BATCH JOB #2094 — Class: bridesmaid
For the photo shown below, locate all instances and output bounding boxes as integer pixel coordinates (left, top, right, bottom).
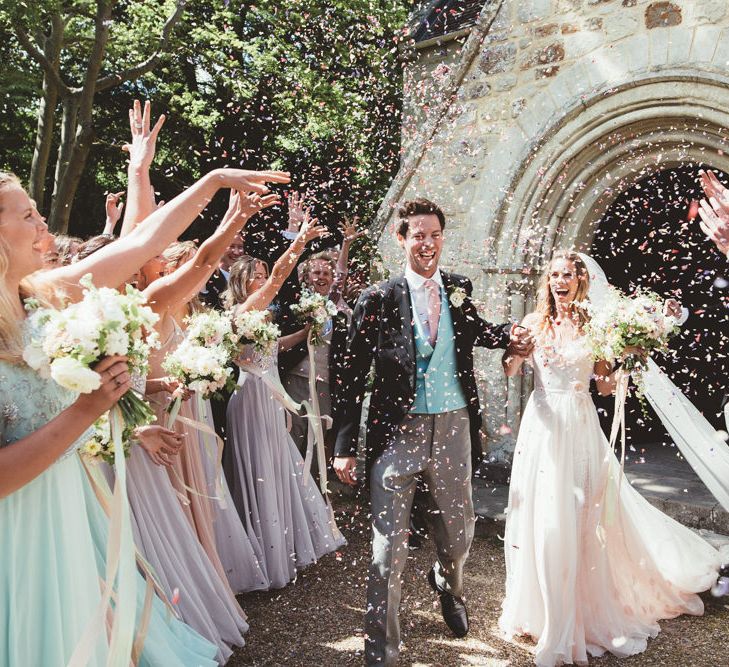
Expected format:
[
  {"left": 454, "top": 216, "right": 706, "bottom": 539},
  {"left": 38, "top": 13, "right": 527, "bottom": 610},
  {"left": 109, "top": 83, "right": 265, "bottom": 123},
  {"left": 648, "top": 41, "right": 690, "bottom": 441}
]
[
  {"left": 223, "top": 213, "right": 346, "bottom": 589},
  {"left": 95, "top": 193, "right": 273, "bottom": 660},
  {"left": 0, "top": 164, "right": 283, "bottom": 664},
  {"left": 160, "top": 238, "right": 269, "bottom": 593}
]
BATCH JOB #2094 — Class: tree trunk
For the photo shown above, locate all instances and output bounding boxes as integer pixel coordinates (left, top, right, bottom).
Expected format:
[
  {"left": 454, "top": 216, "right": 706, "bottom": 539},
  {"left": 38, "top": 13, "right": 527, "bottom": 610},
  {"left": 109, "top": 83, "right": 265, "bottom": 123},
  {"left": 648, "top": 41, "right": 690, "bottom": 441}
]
[
  {"left": 48, "top": 1, "right": 114, "bottom": 234},
  {"left": 48, "top": 97, "right": 78, "bottom": 233},
  {"left": 28, "top": 14, "right": 64, "bottom": 211}
]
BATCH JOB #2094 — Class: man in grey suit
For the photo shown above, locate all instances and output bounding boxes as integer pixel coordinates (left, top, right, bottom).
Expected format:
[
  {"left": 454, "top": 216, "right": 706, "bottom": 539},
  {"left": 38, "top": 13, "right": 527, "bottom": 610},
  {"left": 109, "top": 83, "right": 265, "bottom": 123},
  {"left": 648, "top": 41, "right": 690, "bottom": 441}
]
[{"left": 333, "top": 198, "right": 533, "bottom": 665}]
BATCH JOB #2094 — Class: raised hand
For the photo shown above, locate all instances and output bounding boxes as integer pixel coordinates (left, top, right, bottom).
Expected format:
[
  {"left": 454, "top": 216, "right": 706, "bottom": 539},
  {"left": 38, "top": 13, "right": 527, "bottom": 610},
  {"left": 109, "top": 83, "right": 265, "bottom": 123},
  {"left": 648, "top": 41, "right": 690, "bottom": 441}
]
[
  {"left": 220, "top": 191, "right": 280, "bottom": 233},
  {"left": 297, "top": 210, "right": 329, "bottom": 245},
  {"left": 134, "top": 424, "right": 183, "bottom": 467},
  {"left": 212, "top": 168, "right": 291, "bottom": 195},
  {"left": 699, "top": 170, "right": 729, "bottom": 212},
  {"left": 339, "top": 216, "right": 366, "bottom": 245},
  {"left": 104, "top": 191, "right": 125, "bottom": 234},
  {"left": 123, "top": 100, "right": 165, "bottom": 169},
  {"left": 287, "top": 191, "right": 308, "bottom": 233},
  {"left": 698, "top": 197, "right": 729, "bottom": 257}
]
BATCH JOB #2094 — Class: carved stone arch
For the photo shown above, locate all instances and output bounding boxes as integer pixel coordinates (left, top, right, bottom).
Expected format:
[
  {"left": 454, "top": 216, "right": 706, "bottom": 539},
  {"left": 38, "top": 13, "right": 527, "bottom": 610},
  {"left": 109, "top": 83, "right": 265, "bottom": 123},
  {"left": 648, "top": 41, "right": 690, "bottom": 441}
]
[{"left": 492, "top": 72, "right": 729, "bottom": 275}]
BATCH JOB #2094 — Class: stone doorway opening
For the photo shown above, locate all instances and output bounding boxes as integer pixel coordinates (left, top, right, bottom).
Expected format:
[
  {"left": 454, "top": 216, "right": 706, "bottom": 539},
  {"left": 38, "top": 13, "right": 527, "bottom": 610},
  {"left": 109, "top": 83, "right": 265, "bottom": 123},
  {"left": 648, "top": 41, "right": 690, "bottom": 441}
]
[{"left": 589, "top": 164, "right": 729, "bottom": 447}]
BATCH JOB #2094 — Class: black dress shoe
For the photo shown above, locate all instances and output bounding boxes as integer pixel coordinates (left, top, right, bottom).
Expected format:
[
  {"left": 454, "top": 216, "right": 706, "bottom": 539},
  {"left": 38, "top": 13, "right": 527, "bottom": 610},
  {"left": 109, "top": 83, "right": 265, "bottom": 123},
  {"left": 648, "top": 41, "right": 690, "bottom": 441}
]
[{"left": 428, "top": 567, "right": 469, "bottom": 638}]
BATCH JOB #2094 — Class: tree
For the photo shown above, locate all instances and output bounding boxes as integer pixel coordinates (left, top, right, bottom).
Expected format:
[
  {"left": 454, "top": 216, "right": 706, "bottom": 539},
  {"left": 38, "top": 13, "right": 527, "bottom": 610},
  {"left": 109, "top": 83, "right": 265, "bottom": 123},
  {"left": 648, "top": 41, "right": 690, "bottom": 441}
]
[
  {"left": 1, "top": 0, "right": 186, "bottom": 233},
  {"left": 1, "top": 0, "right": 413, "bottom": 238}
]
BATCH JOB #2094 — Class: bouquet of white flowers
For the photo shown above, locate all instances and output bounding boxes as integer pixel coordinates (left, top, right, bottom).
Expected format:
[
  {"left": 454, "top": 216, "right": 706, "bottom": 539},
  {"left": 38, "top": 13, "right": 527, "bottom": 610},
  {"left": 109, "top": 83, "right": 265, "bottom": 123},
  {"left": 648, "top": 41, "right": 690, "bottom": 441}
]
[
  {"left": 80, "top": 412, "right": 135, "bottom": 465},
  {"left": 290, "top": 289, "right": 337, "bottom": 345},
  {"left": 232, "top": 308, "right": 281, "bottom": 356},
  {"left": 163, "top": 338, "right": 234, "bottom": 401},
  {"left": 581, "top": 285, "right": 678, "bottom": 384},
  {"left": 185, "top": 309, "right": 238, "bottom": 355},
  {"left": 23, "top": 274, "right": 159, "bottom": 430}
]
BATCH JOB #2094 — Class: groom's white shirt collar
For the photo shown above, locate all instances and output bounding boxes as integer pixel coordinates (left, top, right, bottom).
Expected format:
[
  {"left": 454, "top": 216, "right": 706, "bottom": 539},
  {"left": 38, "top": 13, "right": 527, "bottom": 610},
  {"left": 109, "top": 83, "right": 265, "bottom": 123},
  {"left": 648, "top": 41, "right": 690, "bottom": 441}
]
[{"left": 404, "top": 266, "right": 443, "bottom": 291}]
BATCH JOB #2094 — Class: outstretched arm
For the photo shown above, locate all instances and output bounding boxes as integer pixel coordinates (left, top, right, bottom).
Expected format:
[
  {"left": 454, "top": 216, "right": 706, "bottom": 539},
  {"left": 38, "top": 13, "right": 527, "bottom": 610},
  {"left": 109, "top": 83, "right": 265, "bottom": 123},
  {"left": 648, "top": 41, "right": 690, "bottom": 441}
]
[
  {"left": 144, "top": 191, "right": 279, "bottom": 314},
  {"left": 330, "top": 217, "right": 365, "bottom": 304},
  {"left": 36, "top": 168, "right": 290, "bottom": 303},
  {"left": 240, "top": 212, "right": 328, "bottom": 313},
  {"left": 120, "top": 100, "right": 165, "bottom": 237}
]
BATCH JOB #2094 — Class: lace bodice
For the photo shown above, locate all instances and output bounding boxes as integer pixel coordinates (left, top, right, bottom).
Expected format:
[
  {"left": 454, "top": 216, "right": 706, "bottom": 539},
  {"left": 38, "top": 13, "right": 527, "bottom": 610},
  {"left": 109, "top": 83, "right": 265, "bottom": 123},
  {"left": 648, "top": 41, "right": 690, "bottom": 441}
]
[
  {"left": 0, "top": 359, "right": 91, "bottom": 459},
  {"left": 530, "top": 335, "right": 594, "bottom": 394},
  {"left": 235, "top": 342, "right": 279, "bottom": 377}
]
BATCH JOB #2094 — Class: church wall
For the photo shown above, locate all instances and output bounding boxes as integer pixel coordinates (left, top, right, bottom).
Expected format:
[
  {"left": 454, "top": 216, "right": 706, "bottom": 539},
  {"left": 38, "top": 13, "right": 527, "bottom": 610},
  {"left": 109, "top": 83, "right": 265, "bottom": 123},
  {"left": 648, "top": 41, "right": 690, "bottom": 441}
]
[{"left": 378, "top": 0, "right": 729, "bottom": 461}]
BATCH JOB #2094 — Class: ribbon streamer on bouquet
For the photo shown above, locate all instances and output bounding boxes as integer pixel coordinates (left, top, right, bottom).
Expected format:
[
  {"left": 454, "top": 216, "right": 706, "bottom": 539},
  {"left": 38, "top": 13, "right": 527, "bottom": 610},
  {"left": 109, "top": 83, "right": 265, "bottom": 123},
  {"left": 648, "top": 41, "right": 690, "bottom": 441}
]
[
  {"left": 238, "top": 346, "right": 340, "bottom": 537},
  {"left": 596, "top": 368, "right": 629, "bottom": 546},
  {"left": 300, "top": 332, "right": 341, "bottom": 539},
  {"left": 80, "top": 455, "right": 177, "bottom": 666},
  {"left": 160, "top": 395, "right": 226, "bottom": 507},
  {"left": 67, "top": 406, "right": 136, "bottom": 667}
]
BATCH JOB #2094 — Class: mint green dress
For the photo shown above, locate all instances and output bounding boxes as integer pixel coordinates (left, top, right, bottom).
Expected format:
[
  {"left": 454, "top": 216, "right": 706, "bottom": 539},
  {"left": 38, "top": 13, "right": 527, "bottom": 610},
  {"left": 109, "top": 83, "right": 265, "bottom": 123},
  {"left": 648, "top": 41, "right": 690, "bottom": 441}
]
[{"left": 0, "top": 358, "right": 219, "bottom": 666}]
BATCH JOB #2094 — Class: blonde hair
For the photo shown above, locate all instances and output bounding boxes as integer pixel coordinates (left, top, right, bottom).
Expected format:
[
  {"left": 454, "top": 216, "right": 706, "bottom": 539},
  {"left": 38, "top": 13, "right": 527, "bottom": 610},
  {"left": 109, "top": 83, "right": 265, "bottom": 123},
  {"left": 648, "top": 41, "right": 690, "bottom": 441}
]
[
  {"left": 222, "top": 256, "right": 264, "bottom": 308},
  {"left": 297, "top": 250, "right": 337, "bottom": 286},
  {"left": 0, "top": 173, "right": 47, "bottom": 362},
  {"left": 162, "top": 240, "right": 205, "bottom": 314},
  {"left": 534, "top": 250, "right": 590, "bottom": 334}
]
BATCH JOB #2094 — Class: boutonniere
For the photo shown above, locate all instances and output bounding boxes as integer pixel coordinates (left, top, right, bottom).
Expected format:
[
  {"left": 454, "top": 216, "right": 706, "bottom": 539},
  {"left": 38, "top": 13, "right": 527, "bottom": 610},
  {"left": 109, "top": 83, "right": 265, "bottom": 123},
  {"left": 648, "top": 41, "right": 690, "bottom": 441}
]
[{"left": 448, "top": 285, "right": 467, "bottom": 309}]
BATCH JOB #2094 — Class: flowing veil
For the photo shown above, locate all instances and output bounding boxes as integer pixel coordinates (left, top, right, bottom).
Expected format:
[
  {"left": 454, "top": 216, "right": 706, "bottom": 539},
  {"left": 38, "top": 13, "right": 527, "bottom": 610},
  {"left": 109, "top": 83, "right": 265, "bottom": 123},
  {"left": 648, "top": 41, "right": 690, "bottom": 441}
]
[{"left": 578, "top": 253, "right": 729, "bottom": 514}]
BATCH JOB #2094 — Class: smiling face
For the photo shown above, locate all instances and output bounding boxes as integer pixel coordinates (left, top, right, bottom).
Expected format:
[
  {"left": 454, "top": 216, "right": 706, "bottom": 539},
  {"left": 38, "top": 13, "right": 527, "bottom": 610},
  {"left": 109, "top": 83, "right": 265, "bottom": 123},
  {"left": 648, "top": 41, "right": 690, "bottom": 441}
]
[
  {"left": 306, "top": 258, "right": 334, "bottom": 296},
  {"left": 245, "top": 261, "right": 269, "bottom": 295},
  {"left": 0, "top": 184, "right": 48, "bottom": 281},
  {"left": 397, "top": 213, "right": 444, "bottom": 278},
  {"left": 548, "top": 257, "right": 581, "bottom": 306},
  {"left": 222, "top": 235, "right": 246, "bottom": 271}
]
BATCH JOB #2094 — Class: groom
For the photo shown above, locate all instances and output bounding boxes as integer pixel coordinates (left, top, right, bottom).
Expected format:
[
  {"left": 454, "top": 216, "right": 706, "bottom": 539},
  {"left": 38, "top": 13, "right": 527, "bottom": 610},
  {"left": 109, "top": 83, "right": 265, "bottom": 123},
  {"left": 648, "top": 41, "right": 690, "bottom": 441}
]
[{"left": 333, "top": 198, "right": 532, "bottom": 665}]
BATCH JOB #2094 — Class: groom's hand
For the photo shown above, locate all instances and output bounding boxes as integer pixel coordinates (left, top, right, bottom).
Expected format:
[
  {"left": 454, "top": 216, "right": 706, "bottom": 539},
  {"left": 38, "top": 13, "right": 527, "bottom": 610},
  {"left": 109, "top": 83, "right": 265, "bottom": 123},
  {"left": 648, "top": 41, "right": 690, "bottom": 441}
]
[
  {"left": 333, "top": 456, "right": 358, "bottom": 486},
  {"left": 507, "top": 324, "right": 534, "bottom": 358}
]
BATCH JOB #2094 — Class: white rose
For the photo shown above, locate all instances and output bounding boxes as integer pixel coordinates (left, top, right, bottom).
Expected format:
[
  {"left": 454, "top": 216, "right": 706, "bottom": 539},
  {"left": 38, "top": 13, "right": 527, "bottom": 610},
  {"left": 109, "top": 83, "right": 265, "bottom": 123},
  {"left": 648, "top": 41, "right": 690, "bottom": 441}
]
[
  {"left": 22, "top": 342, "right": 51, "bottom": 376},
  {"left": 449, "top": 288, "right": 466, "bottom": 308},
  {"left": 50, "top": 357, "right": 102, "bottom": 393}
]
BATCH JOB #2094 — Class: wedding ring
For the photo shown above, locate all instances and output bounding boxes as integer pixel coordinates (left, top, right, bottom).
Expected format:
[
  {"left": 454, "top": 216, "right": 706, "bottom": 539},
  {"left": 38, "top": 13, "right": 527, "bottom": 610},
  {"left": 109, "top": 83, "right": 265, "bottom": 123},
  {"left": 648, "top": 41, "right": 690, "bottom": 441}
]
[{"left": 134, "top": 122, "right": 143, "bottom": 129}]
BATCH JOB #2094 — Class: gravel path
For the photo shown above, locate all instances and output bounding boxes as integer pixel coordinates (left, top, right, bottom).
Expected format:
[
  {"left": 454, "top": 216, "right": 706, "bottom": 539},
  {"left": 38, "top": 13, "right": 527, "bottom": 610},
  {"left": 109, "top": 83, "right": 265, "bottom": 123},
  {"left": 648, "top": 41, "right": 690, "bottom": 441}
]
[{"left": 230, "top": 502, "right": 728, "bottom": 666}]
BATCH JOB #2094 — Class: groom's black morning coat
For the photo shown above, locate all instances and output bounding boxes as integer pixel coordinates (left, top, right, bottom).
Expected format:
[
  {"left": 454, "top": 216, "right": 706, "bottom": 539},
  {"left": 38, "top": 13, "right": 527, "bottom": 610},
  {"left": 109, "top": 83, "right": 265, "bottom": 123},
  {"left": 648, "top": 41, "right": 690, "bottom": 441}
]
[{"left": 333, "top": 271, "right": 510, "bottom": 480}]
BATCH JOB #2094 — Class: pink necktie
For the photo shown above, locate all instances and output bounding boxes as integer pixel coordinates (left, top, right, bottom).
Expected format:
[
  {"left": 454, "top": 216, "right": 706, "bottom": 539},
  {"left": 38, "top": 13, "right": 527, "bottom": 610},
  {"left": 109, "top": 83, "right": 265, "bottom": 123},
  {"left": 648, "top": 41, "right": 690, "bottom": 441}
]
[{"left": 424, "top": 279, "right": 441, "bottom": 347}]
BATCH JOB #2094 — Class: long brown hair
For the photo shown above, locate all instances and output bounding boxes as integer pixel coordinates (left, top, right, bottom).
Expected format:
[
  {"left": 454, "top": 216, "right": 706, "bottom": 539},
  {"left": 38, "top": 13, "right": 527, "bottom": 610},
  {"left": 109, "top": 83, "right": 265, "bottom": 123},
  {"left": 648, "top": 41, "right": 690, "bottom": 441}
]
[
  {"left": 222, "top": 256, "right": 264, "bottom": 309},
  {"left": 534, "top": 250, "right": 590, "bottom": 334}
]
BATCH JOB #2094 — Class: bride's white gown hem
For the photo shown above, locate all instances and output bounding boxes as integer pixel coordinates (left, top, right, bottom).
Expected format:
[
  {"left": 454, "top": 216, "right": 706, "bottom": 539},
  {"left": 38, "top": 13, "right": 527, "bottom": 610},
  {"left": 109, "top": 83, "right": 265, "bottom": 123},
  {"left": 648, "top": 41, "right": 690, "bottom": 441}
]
[{"left": 498, "top": 337, "right": 723, "bottom": 667}]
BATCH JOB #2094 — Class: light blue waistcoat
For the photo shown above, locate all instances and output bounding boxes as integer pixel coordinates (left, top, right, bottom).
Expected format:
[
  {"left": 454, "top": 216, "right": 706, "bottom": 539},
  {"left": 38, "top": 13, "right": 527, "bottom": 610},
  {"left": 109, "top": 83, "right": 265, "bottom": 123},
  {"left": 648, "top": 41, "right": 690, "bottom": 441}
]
[{"left": 410, "top": 284, "right": 468, "bottom": 414}]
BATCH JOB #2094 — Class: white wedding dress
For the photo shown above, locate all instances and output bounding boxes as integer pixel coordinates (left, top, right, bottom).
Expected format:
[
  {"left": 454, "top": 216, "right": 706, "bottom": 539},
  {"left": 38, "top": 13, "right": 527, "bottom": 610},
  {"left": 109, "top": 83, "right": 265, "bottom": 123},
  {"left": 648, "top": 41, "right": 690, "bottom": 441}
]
[{"left": 498, "top": 335, "right": 725, "bottom": 666}]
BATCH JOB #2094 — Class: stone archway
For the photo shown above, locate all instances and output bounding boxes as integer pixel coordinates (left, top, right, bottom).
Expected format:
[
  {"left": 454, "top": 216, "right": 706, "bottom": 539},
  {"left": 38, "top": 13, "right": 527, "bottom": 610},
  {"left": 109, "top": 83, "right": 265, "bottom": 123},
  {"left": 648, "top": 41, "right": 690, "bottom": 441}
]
[{"left": 485, "top": 74, "right": 729, "bottom": 460}]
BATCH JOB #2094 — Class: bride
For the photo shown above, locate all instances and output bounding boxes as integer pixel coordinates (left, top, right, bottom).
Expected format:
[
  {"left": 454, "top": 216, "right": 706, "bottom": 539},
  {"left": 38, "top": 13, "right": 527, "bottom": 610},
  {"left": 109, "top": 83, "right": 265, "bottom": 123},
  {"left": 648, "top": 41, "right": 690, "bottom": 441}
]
[{"left": 498, "top": 250, "right": 726, "bottom": 666}]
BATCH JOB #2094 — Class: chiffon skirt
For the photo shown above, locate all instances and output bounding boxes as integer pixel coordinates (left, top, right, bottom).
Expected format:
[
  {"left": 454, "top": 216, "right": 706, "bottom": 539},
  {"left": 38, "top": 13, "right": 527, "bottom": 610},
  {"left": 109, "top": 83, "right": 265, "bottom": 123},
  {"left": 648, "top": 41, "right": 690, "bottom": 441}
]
[
  {"left": 0, "top": 452, "right": 218, "bottom": 666},
  {"left": 193, "top": 397, "right": 268, "bottom": 593},
  {"left": 224, "top": 371, "right": 346, "bottom": 589},
  {"left": 499, "top": 389, "right": 724, "bottom": 667},
  {"left": 124, "top": 444, "right": 249, "bottom": 662}
]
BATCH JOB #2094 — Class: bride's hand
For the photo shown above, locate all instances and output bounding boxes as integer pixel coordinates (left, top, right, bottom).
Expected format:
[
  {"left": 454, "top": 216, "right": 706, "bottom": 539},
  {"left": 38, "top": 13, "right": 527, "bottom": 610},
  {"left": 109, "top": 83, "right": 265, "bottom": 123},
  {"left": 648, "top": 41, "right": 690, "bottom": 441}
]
[
  {"left": 508, "top": 324, "right": 534, "bottom": 358},
  {"left": 621, "top": 345, "right": 648, "bottom": 363}
]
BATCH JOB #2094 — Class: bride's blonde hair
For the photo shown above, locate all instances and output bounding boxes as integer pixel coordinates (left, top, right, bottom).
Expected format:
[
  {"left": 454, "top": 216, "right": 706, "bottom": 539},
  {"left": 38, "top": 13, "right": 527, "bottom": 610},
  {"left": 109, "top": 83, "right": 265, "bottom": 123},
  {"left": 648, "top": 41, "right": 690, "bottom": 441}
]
[
  {"left": 0, "top": 173, "right": 49, "bottom": 363},
  {"left": 534, "top": 250, "right": 590, "bottom": 334}
]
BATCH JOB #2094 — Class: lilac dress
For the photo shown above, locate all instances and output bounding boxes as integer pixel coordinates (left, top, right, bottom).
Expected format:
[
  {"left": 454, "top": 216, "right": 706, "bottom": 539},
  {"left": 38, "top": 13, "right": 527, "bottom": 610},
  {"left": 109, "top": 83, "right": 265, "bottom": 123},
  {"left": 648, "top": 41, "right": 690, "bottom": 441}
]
[{"left": 224, "top": 343, "right": 346, "bottom": 589}]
